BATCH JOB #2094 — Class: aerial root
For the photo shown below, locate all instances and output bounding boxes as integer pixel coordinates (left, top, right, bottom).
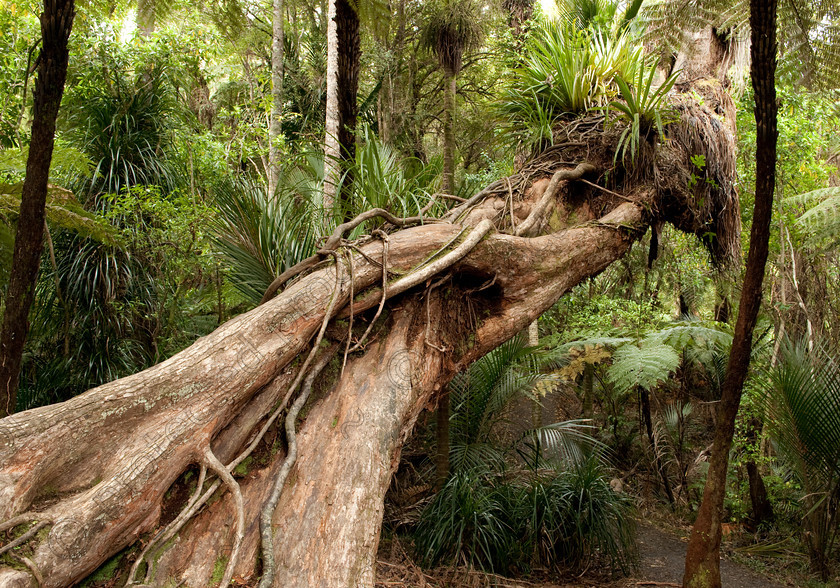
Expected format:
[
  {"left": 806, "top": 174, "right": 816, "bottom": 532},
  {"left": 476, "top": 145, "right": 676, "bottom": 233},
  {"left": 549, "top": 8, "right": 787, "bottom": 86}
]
[
  {"left": 0, "top": 512, "right": 48, "bottom": 534},
  {"left": 260, "top": 207, "right": 441, "bottom": 304},
  {"left": 514, "top": 162, "right": 597, "bottom": 237},
  {"left": 257, "top": 342, "right": 340, "bottom": 588},
  {"left": 127, "top": 465, "right": 207, "bottom": 585},
  {"left": 11, "top": 554, "right": 44, "bottom": 586},
  {"left": 347, "top": 229, "right": 389, "bottom": 354},
  {"left": 344, "top": 219, "right": 493, "bottom": 315},
  {"left": 0, "top": 520, "right": 49, "bottom": 558},
  {"left": 201, "top": 447, "right": 244, "bottom": 588}
]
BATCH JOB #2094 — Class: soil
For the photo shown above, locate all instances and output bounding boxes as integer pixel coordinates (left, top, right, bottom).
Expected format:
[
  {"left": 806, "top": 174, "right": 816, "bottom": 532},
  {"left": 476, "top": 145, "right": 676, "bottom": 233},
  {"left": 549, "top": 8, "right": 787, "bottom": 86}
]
[
  {"left": 618, "top": 523, "right": 787, "bottom": 588},
  {"left": 374, "top": 522, "right": 788, "bottom": 588}
]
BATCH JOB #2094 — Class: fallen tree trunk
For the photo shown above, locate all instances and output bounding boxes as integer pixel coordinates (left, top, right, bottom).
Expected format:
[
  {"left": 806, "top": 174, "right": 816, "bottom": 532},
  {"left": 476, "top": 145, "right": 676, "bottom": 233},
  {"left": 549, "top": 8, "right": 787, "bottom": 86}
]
[{"left": 0, "top": 91, "right": 738, "bottom": 586}]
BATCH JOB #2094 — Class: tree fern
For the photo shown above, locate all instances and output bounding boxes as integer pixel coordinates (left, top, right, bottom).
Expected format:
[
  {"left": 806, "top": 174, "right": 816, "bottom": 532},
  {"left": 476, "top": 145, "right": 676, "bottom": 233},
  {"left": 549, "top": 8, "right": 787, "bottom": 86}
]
[
  {"left": 788, "top": 186, "right": 840, "bottom": 247},
  {"left": 607, "top": 339, "right": 680, "bottom": 393}
]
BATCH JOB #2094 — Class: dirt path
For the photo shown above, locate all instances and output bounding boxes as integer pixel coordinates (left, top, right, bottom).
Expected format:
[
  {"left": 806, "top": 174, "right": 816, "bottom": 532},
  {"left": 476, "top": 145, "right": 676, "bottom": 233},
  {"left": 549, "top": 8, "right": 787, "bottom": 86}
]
[{"left": 619, "top": 523, "right": 786, "bottom": 588}]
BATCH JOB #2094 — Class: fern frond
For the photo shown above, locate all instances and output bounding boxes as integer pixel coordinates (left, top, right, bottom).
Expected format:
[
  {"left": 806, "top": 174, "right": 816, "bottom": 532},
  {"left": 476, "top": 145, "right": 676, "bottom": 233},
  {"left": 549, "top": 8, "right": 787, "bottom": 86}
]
[
  {"left": 789, "top": 186, "right": 840, "bottom": 246},
  {"left": 607, "top": 340, "right": 680, "bottom": 393}
]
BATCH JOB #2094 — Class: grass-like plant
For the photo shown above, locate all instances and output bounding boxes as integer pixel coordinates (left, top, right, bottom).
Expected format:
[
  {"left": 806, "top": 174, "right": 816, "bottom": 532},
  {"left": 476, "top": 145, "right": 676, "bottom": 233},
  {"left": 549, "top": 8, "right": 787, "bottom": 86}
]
[
  {"left": 764, "top": 339, "right": 840, "bottom": 579},
  {"left": 608, "top": 61, "right": 679, "bottom": 165},
  {"left": 500, "top": 22, "right": 645, "bottom": 155}
]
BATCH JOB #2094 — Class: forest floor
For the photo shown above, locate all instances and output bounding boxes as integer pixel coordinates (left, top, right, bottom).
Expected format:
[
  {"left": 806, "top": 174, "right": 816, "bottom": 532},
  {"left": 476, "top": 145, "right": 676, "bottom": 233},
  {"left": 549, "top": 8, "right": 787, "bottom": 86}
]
[{"left": 375, "top": 522, "right": 789, "bottom": 588}]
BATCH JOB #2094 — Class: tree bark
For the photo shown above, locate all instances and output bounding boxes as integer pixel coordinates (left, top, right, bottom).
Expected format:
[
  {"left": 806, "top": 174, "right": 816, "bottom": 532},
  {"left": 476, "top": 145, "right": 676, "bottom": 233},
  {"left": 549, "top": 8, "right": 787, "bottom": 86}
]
[
  {"left": 442, "top": 69, "right": 456, "bottom": 194},
  {"left": 336, "top": 0, "right": 360, "bottom": 210},
  {"left": 267, "top": 0, "right": 284, "bottom": 197},
  {"left": 0, "top": 0, "right": 75, "bottom": 418},
  {"left": 683, "top": 0, "right": 778, "bottom": 586},
  {"left": 323, "top": 0, "right": 340, "bottom": 210}
]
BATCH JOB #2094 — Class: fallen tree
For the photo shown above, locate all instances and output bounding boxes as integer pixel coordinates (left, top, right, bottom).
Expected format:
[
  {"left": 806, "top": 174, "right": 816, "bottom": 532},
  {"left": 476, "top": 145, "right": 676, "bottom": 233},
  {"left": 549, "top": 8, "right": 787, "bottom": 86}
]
[{"left": 0, "top": 76, "right": 739, "bottom": 586}]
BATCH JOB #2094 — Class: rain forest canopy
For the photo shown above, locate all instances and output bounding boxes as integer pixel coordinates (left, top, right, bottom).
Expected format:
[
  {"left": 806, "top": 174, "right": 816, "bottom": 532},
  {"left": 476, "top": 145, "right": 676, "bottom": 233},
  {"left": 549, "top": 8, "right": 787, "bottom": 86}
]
[{"left": 1, "top": 0, "right": 840, "bottom": 586}]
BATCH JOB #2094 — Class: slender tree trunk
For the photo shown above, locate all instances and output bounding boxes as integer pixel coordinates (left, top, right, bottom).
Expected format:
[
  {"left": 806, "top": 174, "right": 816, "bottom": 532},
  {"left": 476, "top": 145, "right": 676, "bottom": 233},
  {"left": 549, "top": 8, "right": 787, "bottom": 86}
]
[
  {"left": 683, "top": 1, "right": 778, "bottom": 585},
  {"left": 434, "top": 389, "right": 450, "bottom": 489},
  {"left": 137, "top": 0, "right": 154, "bottom": 36},
  {"left": 442, "top": 69, "right": 456, "bottom": 194},
  {"left": 335, "top": 0, "right": 360, "bottom": 212},
  {"left": 267, "top": 0, "right": 284, "bottom": 197},
  {"left": 323, "top": 0, "right": 340, "bottom": 211},
  {"left": 0, "top": 0, "right": 75, "bottom": 418}
]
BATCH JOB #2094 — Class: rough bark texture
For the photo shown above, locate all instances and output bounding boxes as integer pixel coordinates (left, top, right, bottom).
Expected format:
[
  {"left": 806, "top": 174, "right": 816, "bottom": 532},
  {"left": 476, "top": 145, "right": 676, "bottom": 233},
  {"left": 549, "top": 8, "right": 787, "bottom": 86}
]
[
  {"left": 442, "top": 70, "right": 456, "bottom": 194},
  {"left": 0, "top": 0, "right": 74, "bottom": 418},
  {"left": 336, "top": 0, "right": 360, "bottom": 208},
  {"left": 0, "top": 82, "right": 737, "bottom": 586},
  {"left": 267, "top": 0, "right": 284, "bottom": 197},
  {"left": 323, "top": 0, "right": 339, "bottom": 209},
  {"left": 683, "top": 1, "right": 778, "bottom": 586}
]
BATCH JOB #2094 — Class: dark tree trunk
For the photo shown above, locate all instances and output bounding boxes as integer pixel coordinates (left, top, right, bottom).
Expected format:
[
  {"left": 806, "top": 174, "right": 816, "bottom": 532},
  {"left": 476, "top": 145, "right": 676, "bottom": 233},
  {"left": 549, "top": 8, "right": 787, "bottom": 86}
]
[
  {"left": 336, "top": 0, "right": 360, "bottom": 210},
  {"left": 435, "top": 389, "right": 450, "bottom": 489},
  {"left": 746, "top": 460, "right": 774, "bottom": 528},
  {"left": 0, "top": 0, "right": 75, "bottom": 418},
  {"left": 683, "top": 0, "right": 778, "bottom": 585}
]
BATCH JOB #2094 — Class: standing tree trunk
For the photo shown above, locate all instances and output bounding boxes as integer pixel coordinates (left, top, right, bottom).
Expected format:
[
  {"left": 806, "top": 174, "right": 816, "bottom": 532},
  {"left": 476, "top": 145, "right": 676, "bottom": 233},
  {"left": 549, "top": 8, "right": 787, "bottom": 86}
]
[
  {"left": 683, "top": 0, "right": 778, "bottom": 585},
  {"left": 0, "top": 0, "right": 75, "bottom": 418},
  {"left": 267, "top": 0, "right": 284, "bottom": 197},
  {"left": 442, "top": 69, "right": 456, "bottom": 194},
  {"left": 336, "top": 0, "right": 360, "bottom": 210},
  {"left": 324, "top": 0, "right": 360, "bottom": 214},
  {"left": 323, "top": 0, "right": 340, "bottom": 211}
]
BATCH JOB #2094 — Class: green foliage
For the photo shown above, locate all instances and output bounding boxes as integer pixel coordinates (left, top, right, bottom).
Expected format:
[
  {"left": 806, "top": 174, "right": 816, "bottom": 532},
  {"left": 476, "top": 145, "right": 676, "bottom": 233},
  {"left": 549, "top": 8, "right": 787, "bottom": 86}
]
[
  {"left": 499, "top": 21, "right": 644, "bottom": 153},
  {"left": 606, "top": 339, "right": 680, "bottom": 393},
  {"left": 789, "top": 187, "right": 840, "bottom": 248},
  {"left": 510, "top": 453, "right": 637, "bottom": 574},
  {"left": 212, "top": 169, "right": 320, "bottom": 306},
  {"left": 420, "top": 0, "right": 485, "bottom": 75},
  {"left": 20, "top": 187, "right": 217, "bottom": 409},
  {"left": 414, "top": 470, "right": 514, "bottom": 571},
  {"left": 60, "top": 33, "right": 194, "bottom": 197},
  {"left": 0, "top": 2, "right": 39, "bottom": 148},
  {"left": 609, "top": 62, "right": 679, "bottom": 165},
  {"left": 346, "top": 126, "right": 441, "bottom": 219},
  {"left": 448, "top": 334, "right": 565, "bottom": 473},
  {"left": 763, "top": 339, "right": 840, "bottom": 575},
  {"left": 414, "top": 454, "right": 636, "bottom": 574}
]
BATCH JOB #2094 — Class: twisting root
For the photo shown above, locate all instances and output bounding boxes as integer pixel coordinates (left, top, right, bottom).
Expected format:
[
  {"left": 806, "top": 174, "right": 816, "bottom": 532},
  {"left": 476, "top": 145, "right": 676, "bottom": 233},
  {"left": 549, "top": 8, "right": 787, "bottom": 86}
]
[
  {"left": 201, "top": 447, "right": 244, "bottom": 588},
  {"left": 514, "top": 163, "right": 596, "bottom": 237},
  {"left": 127, "top": 465, "right": 207, "bottom": 585},
  {"left": 257, "top": 342, "right": 340, "bottom": 588},
  {"left": 260, "top": 208, "right": 439, "bottom": 304},
  {"left": 444, "top": 181, "right": 505, "bottom": 223},
  {"left": 348, "top": 230, "right": 389, "bottom": 354},
  {"left": 0, "top": 520, "right": 49, "bottom": 557},
  {"left": 319, "top": 208, "right": 440, "bottom": 252},
  {"left": 257, "top": 258, "right": 345, "bottom": 586},
  {"left": 11, "top": 554, "right": 44, "bottom": 586},
  {"left": 344, "top": 219, "right": 494, "bottom": 315},
  {"left": 259, "top": 255, "right": 322, "bottom": 304},
  {"left": 0, "top": 513, "right": 47, "bottom": 534}
]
